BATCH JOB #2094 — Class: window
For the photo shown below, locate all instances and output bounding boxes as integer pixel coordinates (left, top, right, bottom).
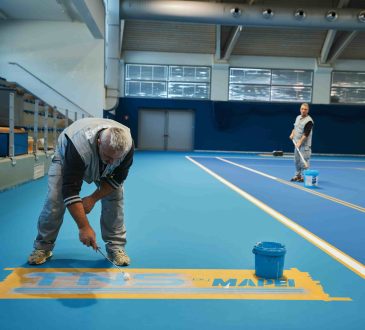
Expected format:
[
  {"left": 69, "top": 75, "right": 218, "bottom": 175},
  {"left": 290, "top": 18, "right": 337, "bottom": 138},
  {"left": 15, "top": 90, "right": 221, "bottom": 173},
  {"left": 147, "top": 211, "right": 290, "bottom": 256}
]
[
  {"left": 229, "top": 68, "right": 313, "bottom": 102},
  {"left": 230, "top": 68, "right": 271, "bottom": 84},
  {"left": 331, "top": 71, "right": 365, "bottom": 104},
  {"left": 125, "top": 64, "right": 210, "bottom": 99}
]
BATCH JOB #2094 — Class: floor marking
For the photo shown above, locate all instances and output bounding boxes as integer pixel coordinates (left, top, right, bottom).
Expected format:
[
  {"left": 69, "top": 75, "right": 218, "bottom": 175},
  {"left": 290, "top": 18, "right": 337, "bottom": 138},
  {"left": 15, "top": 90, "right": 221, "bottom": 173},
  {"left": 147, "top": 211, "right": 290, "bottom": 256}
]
[
  {"left": 186, "top": 156, "right": 365, "bottom": 279},
  {"left": 192, "top": 155, "right": 365, "bottom": 163},
  {"left": 0, "top": 268, "right": 350, "bottom": 301},
  {"left": 218, "top": 157, "right": 365, "bottom": 213}
]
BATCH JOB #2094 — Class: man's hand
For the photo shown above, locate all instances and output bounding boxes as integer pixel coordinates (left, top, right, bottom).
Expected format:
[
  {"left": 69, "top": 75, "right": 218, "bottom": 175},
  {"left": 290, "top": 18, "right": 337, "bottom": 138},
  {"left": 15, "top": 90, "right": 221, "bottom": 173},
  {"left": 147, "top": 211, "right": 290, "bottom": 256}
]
[
  {"left": 79, "top": 225, "right": 97, "bottom": 250},
  {"left": 82, "top": 196, "right": 96, "bottom": 214}
]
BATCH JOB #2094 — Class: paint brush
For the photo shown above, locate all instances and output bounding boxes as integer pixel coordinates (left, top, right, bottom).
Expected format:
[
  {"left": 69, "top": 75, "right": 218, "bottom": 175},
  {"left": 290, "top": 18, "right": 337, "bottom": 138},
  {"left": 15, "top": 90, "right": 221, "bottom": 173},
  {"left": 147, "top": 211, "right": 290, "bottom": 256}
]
[{"left": 97, "top": 247, "right": 131, "bottom": 281}]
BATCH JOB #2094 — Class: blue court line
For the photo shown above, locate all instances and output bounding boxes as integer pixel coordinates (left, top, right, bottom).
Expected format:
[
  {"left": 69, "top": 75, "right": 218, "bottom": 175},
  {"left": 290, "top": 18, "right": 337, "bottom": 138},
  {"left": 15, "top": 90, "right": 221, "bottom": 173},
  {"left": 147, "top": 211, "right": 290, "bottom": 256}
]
[{"left": 188, "top": 156, "right": 365, "bottom": 277}]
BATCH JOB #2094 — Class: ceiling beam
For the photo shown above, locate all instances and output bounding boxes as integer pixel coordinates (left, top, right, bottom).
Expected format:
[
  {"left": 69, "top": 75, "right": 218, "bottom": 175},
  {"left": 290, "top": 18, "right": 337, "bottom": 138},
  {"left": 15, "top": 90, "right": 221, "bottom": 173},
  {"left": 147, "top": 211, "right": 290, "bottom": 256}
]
[
  {"left": 327, "top": 31, "right": 358, "bottom": 63},
  {"left": 120, "top": 20, "right": 125, "bottom": 56},
  {"left": 72, "top": 0, "right": 105, "bottom": 39},
  {"left": 319, "top": 0, "right": 352, "bottom": 64},
  {"left": 222, "top": 25, "right": 243, "bottom": 61},
  {"left": 320, "top": 30, "right": 337, "bottom": 64},
  {"left": 56, "top": 0, "right": 81, "bottom": 21},
  {"left": 215, "top": 24, "right": 221, "bottom": 60}
]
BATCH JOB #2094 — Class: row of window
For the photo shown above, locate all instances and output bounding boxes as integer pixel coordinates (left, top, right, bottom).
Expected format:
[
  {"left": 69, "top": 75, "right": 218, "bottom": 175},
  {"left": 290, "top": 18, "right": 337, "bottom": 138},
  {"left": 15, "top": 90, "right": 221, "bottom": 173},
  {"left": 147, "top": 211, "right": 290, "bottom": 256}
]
[
  {"left": 331, "top": 72, "right": 365, "bottom": 104},
  {"left": 229, "top": 68, "right": 312, "bottom": 102},
  {"left": 125, "top": 65, "right": 210, "bottom": 99},
  {"left": 124, "top": 64, "right": 365, "bottom": 104}
]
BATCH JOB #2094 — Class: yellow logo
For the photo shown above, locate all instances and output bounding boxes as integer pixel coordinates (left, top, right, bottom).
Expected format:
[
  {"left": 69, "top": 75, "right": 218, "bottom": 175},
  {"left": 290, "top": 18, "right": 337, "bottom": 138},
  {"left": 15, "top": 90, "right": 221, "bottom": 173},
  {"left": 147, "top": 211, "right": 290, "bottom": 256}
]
[{"left": 0, "top": 268, "right": 350, "bottom": 301}]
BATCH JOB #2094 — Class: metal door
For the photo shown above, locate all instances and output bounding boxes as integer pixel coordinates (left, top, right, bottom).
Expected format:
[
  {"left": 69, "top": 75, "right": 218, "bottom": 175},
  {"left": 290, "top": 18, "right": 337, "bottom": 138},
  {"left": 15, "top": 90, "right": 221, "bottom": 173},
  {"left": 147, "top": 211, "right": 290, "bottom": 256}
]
[
  {"left": 138, "top": 109, "right": 194, "bottom": 151},
  {"left": 166, "top": 110, "right": 194, "bottom": 151}
]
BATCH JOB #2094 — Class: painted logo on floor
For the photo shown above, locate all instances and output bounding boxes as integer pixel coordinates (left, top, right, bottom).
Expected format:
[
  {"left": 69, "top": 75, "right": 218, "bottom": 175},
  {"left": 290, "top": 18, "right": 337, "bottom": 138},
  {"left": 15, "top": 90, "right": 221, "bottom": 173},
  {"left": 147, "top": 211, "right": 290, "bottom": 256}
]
[{"left": 0, "top": 268, "right": 350, "bottom": 301}]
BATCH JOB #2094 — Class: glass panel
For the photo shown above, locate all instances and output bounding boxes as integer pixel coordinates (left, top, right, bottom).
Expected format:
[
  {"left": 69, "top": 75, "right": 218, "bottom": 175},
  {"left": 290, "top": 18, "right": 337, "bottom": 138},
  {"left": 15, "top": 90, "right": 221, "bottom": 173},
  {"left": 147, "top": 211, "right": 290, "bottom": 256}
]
[
  {"left": 332, "top": 72, "right": 365, "bottom": 88},
  {"left": 125, "top": 81, "right": 141, "bottom": 96},
  {"left": 229, "top": 68, "right": 271, "bottom": 84},
  {"left": 183, "top": 67, "right": 195, "bottom": 81},
  {"left": 229, "top": 84, "right": 270, "bottom": 101},
  {"left": 125, "top": 65, "right": 141, "bottom": 80},
  {"left": 126, "top": 65, "right": 167, "bottom": 81},
  {"left": 195, "top": 84, "right": 210, "bottom": 98},
  {"left": 152, "top": 82, "right": 167, "bottom": 97},
  {"left": 140, "top": 82, "right": 153, "bottom": 96},
  {"left": 152, "top": 66, "right": 168, "bottom": 81},
  {"left": 168, "top": 82, "right": 191, "bottom": 98},
  {"left": 125, "top": 64, "right": 210, "bottom": 99},
  {"left": 272, "top": 70, "right": 313, "bottom": 86},
  {"left": 170, "top": 66, "right": 183, "bottom": 80},
  {"left": 141, "top": 66, "right": 153, "bottom": 80},
  {"left": 271, "top": 86, "right": 312, "bottom": 102},
  {"left": 331, "top": 87, "right": 365, "bottom": 104},
  {"left": 125, "top": 81, "right": 166, "bottom": 98},
  {"left": 196, "top": 67, "right": 210, "bottom": 81},
  {"left": 169, "top": 66, "right": 210, "bottom": 82},
  {"left": 168, "top": 82, "right": 209, "bottom": 99}
]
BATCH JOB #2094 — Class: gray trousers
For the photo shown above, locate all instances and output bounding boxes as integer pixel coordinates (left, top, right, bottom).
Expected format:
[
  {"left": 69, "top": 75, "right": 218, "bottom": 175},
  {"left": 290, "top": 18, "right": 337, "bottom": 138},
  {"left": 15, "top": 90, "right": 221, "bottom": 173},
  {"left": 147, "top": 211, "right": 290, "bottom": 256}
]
[
  {"left": 34, "top": 160, "right": 126, "bottom": 254},
  {"left": 294, "top": 146, "right": 311, "bottom": 176}
]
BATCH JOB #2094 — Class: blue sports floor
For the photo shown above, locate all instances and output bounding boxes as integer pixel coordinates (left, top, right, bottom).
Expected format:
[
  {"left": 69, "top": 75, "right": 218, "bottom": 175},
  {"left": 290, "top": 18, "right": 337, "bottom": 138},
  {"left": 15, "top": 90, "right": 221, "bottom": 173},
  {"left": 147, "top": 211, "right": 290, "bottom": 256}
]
[{"left": 0, "top": 151, "right": 364, "bottom": 329}]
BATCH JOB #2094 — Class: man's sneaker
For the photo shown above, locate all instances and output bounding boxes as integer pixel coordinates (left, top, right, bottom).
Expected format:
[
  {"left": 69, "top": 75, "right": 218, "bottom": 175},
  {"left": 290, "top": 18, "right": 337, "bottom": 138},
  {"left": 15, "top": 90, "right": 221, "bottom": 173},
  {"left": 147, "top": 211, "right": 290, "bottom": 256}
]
[
  {"left": 28, "top": 249, "right": 53, "bottom": 265},
  {"left": 108, "top": 250, "right": 130, "bottom": 266},
  {"left": 290, "top": 175, "right": 303, "bottom": 182}
]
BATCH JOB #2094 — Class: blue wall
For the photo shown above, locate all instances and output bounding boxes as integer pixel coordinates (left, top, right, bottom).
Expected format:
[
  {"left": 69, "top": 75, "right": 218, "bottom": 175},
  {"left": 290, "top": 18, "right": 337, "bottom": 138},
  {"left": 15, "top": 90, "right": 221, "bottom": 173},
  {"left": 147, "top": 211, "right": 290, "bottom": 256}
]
[{"left": 105, "top": 98, "right": 365, "bottom": 154}]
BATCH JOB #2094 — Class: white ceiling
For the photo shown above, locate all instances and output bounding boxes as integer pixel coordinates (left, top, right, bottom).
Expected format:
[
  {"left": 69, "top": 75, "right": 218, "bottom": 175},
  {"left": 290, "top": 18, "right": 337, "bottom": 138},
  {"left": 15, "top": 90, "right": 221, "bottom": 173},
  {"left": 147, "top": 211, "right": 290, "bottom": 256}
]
[{"left": 0, "top": 0, "right": 82, "bottom": 21}]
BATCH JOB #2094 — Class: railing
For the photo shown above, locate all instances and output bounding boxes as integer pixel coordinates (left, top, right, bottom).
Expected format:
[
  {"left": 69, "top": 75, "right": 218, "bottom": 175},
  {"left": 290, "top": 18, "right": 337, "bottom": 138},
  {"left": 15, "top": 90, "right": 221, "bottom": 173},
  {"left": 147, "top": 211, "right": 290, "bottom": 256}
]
[
  {"left": 1, "top": 84, "right": 72, "bottom": 164},
  {"left": 8, "top": 61, "right": 89, "bottom": 116}
]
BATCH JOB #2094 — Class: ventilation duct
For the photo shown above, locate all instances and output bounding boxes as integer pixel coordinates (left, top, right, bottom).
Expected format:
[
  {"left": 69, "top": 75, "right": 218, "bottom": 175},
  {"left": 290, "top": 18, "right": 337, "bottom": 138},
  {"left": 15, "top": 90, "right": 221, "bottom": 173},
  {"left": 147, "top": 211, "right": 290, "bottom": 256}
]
[
  {"left": 120, "top": 1, "right": 365, "bottom": 31},
  {"left": 105, "top": 0, "right": 120, "bottom": 112}
]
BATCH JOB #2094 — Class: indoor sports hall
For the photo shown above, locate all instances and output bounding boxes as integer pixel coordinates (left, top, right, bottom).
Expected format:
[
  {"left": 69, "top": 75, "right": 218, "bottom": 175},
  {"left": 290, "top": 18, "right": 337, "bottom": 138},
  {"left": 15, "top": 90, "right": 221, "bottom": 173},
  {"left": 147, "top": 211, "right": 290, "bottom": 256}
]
[{"left": 0, "top": 1, "right": 364, "bottom": 330}]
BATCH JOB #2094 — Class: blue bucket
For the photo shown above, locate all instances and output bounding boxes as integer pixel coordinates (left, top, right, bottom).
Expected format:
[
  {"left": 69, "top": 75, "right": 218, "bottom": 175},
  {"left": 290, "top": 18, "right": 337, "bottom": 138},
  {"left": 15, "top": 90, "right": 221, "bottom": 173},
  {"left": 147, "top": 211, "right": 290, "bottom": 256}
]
[
  {"left": 252, "top": 242, "right": 286, "bottom": 279},
  {"left": 304, "top": 169, "right": 319, "bottom": 188}
]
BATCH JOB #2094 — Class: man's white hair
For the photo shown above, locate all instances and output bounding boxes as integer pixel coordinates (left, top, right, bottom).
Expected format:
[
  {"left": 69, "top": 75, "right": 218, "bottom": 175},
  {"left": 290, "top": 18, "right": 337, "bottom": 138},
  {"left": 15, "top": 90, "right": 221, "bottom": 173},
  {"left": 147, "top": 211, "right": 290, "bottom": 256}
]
[{"left": 100, "top": 127, "right": 132, "bottom": 155}]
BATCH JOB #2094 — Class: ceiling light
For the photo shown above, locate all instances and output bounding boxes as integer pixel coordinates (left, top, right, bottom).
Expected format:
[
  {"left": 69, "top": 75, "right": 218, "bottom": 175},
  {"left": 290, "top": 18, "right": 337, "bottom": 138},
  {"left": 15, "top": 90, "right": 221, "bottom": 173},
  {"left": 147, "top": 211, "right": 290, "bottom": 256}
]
[
  {"left": 326, "top": 10, "right": 338, "bottom": 22},
  {"left": 358, "top": 11, "right": 365, "bottom": 23},
  {"left": 230, "top": 8, "right": 242, "bottom": 18},
  {"left": 294, "top": 9, "right": 306, "bottom": 20},
  {"left": 262, "top": 9, "right": 274, "bottom": 19}
]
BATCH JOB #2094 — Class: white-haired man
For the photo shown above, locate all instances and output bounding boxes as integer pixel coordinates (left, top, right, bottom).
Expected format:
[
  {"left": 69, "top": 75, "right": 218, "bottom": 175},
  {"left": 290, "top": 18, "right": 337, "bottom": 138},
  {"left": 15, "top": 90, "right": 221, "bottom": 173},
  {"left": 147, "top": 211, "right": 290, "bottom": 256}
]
[
  {"left": 28, "top": 117, "right": 134, "bottom": 266},
  {"left": 289, "top": 103, "right": 314, "bottom": 182}
]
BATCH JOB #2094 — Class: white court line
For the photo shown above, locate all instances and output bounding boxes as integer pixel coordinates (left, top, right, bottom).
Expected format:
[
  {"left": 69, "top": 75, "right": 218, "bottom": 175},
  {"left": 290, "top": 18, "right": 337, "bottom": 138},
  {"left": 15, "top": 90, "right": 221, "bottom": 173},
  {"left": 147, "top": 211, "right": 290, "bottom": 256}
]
[
  {"left": 218, "top": 157, "right": 365, "bottom": 213},
  {"left": 192, "top": 155, "right": 365, "bottom": 163},
  {"left": 186, "top": 156, "right": 365, "bottom": 279}
]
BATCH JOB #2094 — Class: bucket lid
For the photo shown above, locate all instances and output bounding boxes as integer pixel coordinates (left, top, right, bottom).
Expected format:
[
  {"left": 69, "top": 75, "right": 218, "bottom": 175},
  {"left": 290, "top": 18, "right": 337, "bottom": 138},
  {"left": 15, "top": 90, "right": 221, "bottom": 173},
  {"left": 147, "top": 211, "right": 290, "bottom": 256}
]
[
  {"left": 252, "top": 241, "right": 286, "bottom": 256},
  {"left": 304, "top": 169, "right": 319, "bottom": 175}
]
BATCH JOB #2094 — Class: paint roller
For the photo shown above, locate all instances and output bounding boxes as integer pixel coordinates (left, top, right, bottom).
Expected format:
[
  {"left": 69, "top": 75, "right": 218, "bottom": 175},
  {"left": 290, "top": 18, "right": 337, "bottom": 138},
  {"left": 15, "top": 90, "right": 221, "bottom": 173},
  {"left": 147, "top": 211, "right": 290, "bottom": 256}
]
[{"left": 292, "top": 139, "right": 308, "bottom": 169}]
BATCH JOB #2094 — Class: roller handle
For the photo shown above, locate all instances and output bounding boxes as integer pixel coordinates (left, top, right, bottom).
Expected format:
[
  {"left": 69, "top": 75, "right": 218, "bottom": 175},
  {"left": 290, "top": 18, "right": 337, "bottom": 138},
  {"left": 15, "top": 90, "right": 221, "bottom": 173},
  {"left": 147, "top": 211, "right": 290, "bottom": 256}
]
[{"left": 292, "top": 139, "right": 308, "bottom": 169}]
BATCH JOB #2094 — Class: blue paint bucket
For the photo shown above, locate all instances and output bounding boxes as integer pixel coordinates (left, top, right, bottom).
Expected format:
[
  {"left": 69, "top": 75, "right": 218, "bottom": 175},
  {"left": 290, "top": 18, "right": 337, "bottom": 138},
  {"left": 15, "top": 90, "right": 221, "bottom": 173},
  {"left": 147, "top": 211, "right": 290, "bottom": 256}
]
[
  {"left": 252, "top": 242, "right": 286, "bottom": 279},
  {"left": 304, "top": 169, "right": 319, "bottom": 188}
]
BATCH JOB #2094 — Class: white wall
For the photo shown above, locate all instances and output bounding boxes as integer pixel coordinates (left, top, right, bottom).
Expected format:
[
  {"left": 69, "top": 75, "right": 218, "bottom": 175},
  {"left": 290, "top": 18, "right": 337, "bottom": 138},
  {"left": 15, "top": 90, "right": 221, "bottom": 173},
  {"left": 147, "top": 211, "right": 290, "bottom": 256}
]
[
  {"left": 0, "top": 20, "right": 104, "bottom": 118},
  {"left": 121, "top": 50, "right": 365, "bottom": 104}
]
